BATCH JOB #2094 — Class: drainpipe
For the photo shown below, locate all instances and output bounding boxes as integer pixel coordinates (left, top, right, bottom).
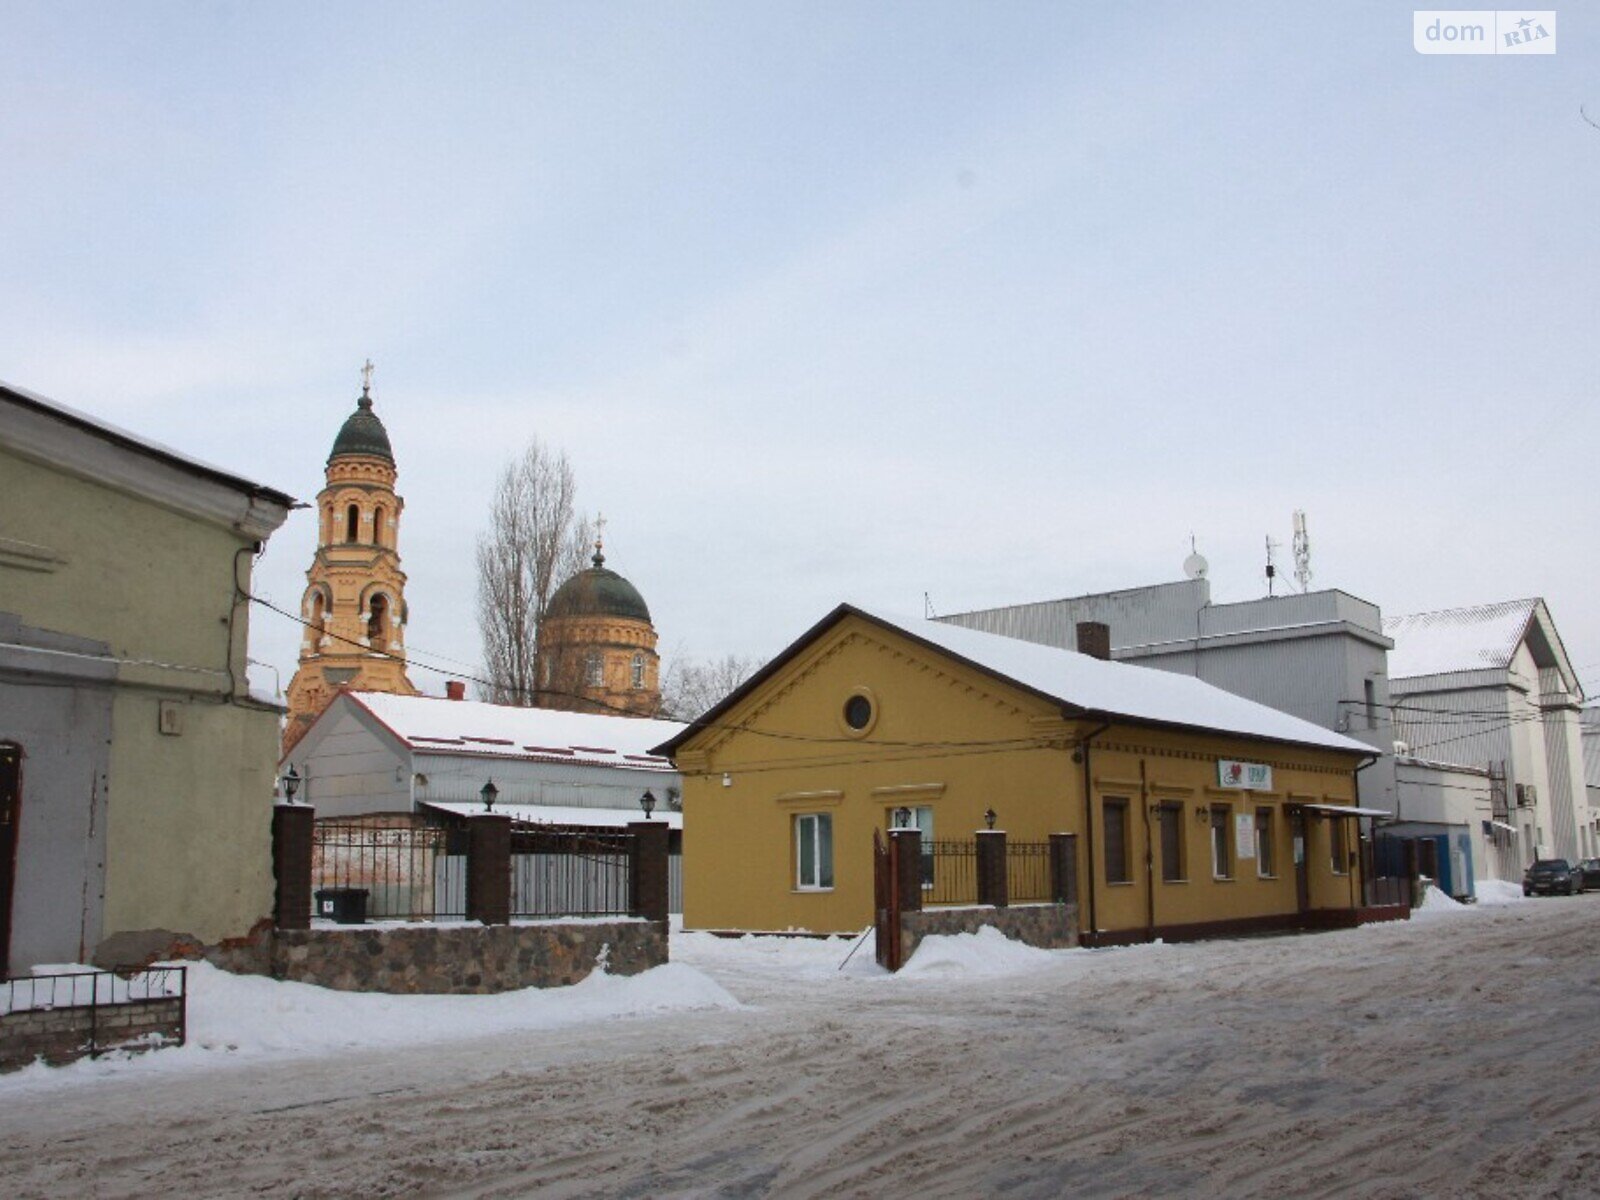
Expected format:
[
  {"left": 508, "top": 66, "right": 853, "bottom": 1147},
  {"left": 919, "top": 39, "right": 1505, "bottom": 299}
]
[
  {"left": 1353, "top": 753, "right": 1379, "bottom": 909},
  {"left": 1140, "top": 757, "right": 1155, "bottom": 942},
  {"left": 1077, "top": 720, "right": 1112, "bottom": 941}
]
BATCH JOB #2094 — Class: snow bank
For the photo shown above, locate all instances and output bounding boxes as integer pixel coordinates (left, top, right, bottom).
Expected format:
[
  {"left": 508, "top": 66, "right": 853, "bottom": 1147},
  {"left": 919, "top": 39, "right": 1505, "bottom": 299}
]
[
  {"left": 1474, "top": 879, "right": 1527, "bottom": 906},
  {"left": 899, "top": 926, "right": 1067, "bottom": 978},
  {"left": 1412, "top": 885, "right": 1466, "bottom": 917},
  {"left": 0, "top": 959, "right": 739, "bottom": 1091}
]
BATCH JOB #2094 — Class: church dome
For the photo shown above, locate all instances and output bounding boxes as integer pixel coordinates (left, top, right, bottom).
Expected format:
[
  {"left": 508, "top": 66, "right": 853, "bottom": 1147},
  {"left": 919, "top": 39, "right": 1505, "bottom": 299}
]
[
  {"left": 547, "top": 547, "right": 652, "bottom": 623},
  {"left": 328, "top": 389, "right": 394, "bottom": 464}
]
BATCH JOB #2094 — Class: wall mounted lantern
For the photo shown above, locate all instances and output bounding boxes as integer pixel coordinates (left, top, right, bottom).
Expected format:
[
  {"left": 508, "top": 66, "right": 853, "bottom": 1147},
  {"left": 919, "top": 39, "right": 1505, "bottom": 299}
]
[
  {"left": 640, "top": 789, "right": 657, "bottom": 820},
  {"left": 480, "top": 779, "right": 499, "bottom": 812}
]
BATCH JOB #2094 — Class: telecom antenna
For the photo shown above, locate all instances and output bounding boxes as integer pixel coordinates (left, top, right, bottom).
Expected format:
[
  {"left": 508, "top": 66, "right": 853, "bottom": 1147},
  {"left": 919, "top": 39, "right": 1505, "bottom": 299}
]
[
  {"left": 1292, "top": 510, "right": 1313, "bottom": 594},
  {"left": 924, "top": 591, "right": 937, "bottom": 619},
  {"left": 1264, "top": 534, "right": 1281, "bottom": 597},
  {"left": 1182, "top": 534, "right": 1209, "bottom": 581}
]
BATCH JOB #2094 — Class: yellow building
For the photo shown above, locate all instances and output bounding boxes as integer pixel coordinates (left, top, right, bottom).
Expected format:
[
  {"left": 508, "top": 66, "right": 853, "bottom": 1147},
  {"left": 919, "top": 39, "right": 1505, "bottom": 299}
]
[
  {"left": 1, "top": 381, "right": 294, "bottom": 971},
  {"left": 656, "top": 604, "right": 1383, "bottom": 943},
  {"left": 536, "top": 535, "right": 660, "bottom": 717},
  {"left": 284, "top": 365, "right": 417, "bottom": 752}
]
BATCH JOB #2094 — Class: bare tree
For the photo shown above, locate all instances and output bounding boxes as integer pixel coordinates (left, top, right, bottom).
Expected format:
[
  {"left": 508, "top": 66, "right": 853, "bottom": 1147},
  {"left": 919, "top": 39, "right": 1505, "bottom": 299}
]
[
  {"left": 657, "top": 653, "right": 762, "bottom": 721},
  {"left": 475, "top": 440, "right": 592, "bottom": 704}
]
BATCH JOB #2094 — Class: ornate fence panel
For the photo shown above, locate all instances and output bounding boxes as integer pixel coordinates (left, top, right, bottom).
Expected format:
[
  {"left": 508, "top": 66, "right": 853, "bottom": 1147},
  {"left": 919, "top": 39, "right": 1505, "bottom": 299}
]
[
  {"left": 312, "top": 822, "right": 466, "bottom": 920},
  {"left": 509, "top": 827, "right": 633, "bottom": 918},
  {"left": 1007, "top": 841, "right": 1054, "bottom": 903},
  {"left": 924, "top": 840, "right": 977, "bottom": 907}
]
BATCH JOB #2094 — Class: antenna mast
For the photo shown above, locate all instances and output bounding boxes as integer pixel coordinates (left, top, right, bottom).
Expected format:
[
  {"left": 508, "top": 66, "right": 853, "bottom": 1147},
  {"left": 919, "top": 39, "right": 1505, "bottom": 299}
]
[
  {"left": 1292, "top": 510, "right": 1312, "bottom": 594},
  {"left": 1264, "top": 534, "right": 1281, "bottom": 597}
]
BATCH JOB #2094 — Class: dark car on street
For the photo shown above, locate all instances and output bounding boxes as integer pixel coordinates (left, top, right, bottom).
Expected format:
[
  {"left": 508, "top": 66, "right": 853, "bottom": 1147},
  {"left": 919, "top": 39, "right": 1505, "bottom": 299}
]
[
  {"left": 1574, "top": 859, "right": 1600, "bottom": 890},
  {"left": 1524, "top": 859, "right": 1583, "bottom": 896}
]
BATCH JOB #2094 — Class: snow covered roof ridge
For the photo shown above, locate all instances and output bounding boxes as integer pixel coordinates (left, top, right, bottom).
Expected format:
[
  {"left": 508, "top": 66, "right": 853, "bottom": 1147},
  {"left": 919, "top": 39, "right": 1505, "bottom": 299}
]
[{"left": 657, "top": 602, "right": 1373, "bottom": 757}]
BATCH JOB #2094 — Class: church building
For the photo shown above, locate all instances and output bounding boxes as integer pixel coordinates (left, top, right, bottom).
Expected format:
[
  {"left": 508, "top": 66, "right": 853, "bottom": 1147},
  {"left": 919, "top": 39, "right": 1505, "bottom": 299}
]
[
  {"left": 537, "top": 532, "right": 660, "bottom": 717},
  {"left": 283, "top": 364, "right": 418, "bottom": 752}
]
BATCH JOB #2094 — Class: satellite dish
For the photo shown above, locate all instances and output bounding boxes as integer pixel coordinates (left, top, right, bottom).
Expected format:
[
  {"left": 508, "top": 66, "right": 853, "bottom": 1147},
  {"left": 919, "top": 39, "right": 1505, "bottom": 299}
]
[{"left": 1183, "top": 551, "right": 1209, "bottom": 580}]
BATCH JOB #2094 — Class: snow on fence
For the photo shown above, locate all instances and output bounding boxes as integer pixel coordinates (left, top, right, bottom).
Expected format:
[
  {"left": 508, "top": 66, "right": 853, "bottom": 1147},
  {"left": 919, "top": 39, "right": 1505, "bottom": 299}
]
[{"left": 1, "top": 966, "right": 187, "bottom": 1072}]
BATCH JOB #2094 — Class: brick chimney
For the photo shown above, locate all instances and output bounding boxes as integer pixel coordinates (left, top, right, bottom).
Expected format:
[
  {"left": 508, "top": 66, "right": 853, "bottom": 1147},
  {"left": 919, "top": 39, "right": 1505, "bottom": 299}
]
[
  {"left": 446, "top": 681, "right": 466, "bottom": 701},
  {"left": 1076, "top": 621, "right": 1111, "bottom": 661}
]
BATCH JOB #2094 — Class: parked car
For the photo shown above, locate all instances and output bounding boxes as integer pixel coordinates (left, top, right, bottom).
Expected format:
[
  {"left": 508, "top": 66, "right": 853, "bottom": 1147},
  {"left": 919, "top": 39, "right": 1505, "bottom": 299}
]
[
  {"left": 1523, "top": 859, "right": 1582, "bottom": 896},
  {"left": 1574, "top": 859, "right": 1600, "bottom": 890}
]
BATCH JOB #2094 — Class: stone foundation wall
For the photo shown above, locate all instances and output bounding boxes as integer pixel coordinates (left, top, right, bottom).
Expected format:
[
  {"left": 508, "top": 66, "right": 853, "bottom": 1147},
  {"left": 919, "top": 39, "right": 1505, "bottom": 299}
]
[
  {"left": 0, "top": 998, "right": 183, "bottom": 1073},
  {"left": 900, "top": 902, "right": 1078, "bottom": 965},
  {"left": 238, "top": 919, "right": 666, "bottom": 994}
]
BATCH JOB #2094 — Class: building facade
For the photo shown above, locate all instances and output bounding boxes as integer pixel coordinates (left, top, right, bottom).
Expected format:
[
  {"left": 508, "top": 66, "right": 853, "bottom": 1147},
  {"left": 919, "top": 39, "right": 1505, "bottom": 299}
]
[
  {"left": 0, "top": 381, "right": 293, "bottom": 973},
  {"left": 283, "top": 369, "right": 417, "bottom": 752},
  {"left": 536, "top": 538, "right": 660, "bottom": 716},
  {"left": 657, "top": 604, "right": 1377, "bottom": 940}
]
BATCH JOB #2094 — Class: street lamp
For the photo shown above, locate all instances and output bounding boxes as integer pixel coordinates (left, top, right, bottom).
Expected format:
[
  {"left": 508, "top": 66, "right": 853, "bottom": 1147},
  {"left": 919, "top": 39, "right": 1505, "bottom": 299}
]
[
  {"left": 984, "top": 808, "right": 997, "bottom": 831},
  {"left": 639, "top": 789, "right": 657, "bottom": 820},
  {"left": 480, "top": 779, "right": 499, "bottom": 812},
  {"left": 280, "top": 764, "right": 301, "bottom": 804},
  {"left": 894, "top": 806, "right": 912, "bottom": 829}
]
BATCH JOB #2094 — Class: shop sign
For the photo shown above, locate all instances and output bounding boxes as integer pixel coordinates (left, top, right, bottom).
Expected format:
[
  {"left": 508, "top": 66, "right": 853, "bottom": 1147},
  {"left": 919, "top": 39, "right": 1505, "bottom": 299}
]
[{"left": 1218, "top": 759, "right": 1272, "bottom": 791}]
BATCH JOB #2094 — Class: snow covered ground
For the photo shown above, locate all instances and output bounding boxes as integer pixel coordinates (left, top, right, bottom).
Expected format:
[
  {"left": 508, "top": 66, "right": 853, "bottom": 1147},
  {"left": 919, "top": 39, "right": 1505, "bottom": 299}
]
[{"left": 2, "top": 890, "right": 1596, "bottom": 1197}]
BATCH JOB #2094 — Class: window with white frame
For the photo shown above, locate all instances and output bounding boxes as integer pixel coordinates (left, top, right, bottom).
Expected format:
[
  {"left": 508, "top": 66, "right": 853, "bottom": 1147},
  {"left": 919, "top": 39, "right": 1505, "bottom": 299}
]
[
  {"left": 631, "top": 653, "right": 645, "bottom": 689},
  {"left": 796, "top": 813, "right": 833, "bottom": 890},
  {"left": 1210, "top": 805, "right": 1232, "bottom": 879},
  {"left": 584, "top": 652, "right": 603, "bottom": 687}
]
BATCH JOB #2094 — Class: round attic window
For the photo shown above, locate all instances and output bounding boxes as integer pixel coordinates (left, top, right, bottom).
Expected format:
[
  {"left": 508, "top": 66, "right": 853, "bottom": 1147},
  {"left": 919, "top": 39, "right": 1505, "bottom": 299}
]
[{"left": 844, "top": 694, "right": 873, "bottom": 731}]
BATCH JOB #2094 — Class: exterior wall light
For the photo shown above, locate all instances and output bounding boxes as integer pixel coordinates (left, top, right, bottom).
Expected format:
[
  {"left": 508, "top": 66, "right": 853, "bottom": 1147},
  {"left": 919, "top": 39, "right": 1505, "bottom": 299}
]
[
  {"left": 893, "top": 806, "right": 913, "bottom": 829},
  {"left": 984, "top": 808, "right": 997, "bottom": 830},
  {"left": 280, "top": 763, "right": 301, "bottom": 804},
  {"left": 640, "top": 789, "right": 657, "bottom": 820},
  {"left": 480, "top": 779, "right": 499, "bottom": 812}
]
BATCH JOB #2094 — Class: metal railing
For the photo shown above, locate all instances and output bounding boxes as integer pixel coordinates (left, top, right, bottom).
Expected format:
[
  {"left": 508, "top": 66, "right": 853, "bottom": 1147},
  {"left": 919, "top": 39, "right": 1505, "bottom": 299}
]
[
  {"left": 924, "top": 840, "right": 977, "bottom": 907},
  {"left": 312, "top": 822, "right": 466, "bottom": 920},
  {"left": 1, "top": 967, "right": 187, "bottom": 1058},
  {"left": 1364, "top": 876, "right": 1410, "bottom": 908},
  {"left": 510, "top": 827, "right": 633, "bottom": 918},
  {"left": 1007, "top": 841, "right": 1054, "bottom": 903}
]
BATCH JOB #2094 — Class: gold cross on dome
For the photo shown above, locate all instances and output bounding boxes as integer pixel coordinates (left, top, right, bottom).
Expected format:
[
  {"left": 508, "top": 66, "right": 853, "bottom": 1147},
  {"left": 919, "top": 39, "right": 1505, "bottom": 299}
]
[{"left": 360, "top": 359, "right": 375, "bottom": 394}]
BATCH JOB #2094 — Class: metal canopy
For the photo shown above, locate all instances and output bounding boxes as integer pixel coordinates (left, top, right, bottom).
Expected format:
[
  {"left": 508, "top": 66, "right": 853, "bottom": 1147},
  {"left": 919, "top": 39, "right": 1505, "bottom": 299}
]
[{"left": 1296, "top": 802, "right": 1393, "bottom": 818}]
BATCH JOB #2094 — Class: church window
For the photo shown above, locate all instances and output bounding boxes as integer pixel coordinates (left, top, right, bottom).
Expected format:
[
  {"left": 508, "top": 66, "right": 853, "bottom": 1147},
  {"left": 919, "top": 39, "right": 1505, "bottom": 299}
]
[
  {"left": 309, "top": 591, "right": 327, "bottom": 640},
  {"left": 367, "top": 594, "right": 389, "bottom": 646},
  {"left": 346, "top": 504, "right": 360, "bottom": 542},
  {"left": 585, "top": 652, "right": 603, "bottom": 687},
  {"left": 373, "top": 505, "right": 386, "bottom": 547},
  {"left": 631, "top": 653, "right": 645, "bottom": 689}
]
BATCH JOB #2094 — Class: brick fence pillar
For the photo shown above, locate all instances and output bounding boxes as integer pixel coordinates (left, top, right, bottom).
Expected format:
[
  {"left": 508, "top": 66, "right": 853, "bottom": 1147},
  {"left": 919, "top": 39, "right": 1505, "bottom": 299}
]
[
  {"left": 1049, "top": 832, "right": 1079, "bottom": 906},
  {"left": 976, "top": 829, "right": 1008, "bottom": 907},
  {"left": 889, "top": 827, "right": 922, "bottom": 913},
  {"left": 272, "top": 803, "right": 315, "bottom": 931},
  {"left": 467, "top": 813, "right": 512, "bottom": 926},
  {"left": 628, "top": 821, "right": 671, "bottom": 925}
]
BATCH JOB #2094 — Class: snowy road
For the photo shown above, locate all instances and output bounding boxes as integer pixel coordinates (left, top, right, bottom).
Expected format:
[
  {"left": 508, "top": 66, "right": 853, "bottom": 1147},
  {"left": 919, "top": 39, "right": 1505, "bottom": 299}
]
[{"left": 3, "top": 898, "right": 1598, "bottom": 1198}]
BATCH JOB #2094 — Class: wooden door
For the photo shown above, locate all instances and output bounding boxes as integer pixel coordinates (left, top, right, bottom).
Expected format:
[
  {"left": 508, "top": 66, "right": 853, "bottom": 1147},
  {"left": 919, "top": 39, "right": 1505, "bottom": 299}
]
[{"left": 0, "top": 744, "right": 19, "bottom": 979}]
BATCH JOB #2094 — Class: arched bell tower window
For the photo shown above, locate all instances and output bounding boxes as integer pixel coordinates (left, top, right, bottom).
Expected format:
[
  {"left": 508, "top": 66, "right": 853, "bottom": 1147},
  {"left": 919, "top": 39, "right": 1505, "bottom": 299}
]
[
  {"left": 631, "top": 653, "right": 646, "bottom": 689},
  {"left": 367, "top": 594, "right": 389, "bottom": 646},
  {"left": 373, "top": 505, "right": 387, "bottom": 548},
  {"left": 346, "top": 504, "right": 360, "bottom": 543}
]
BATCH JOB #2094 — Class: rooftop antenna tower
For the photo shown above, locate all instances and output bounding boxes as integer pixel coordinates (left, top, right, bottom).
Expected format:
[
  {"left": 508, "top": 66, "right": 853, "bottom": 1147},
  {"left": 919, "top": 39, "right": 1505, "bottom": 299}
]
[
  {"left": 924, "top": 591, "right": 937, "bottom": 619},
  {"left": 1264, "top": 533, "right": 1281, "bottom": 597},
  {"left": 1292, "top": 509, "right": 1313, "bottom": 594}
]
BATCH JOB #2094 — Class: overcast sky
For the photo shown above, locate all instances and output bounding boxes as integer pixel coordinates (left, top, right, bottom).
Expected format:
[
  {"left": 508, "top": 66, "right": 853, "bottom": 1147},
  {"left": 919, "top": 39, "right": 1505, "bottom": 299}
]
[{"left": 5, "top": 3, "right": 1597, "bottom": 701}]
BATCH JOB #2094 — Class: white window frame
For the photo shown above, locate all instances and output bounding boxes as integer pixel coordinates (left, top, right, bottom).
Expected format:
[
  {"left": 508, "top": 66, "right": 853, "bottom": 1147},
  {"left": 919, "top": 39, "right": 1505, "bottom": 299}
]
[
  {"left": 630, "top": 653, "right": 645, "bottom": 689},
  {"left": 796, "top": 813, "right": 834, "bottom": 891},
  {"left": 584, "top": 652, "right": 603, "bottom": 687}
]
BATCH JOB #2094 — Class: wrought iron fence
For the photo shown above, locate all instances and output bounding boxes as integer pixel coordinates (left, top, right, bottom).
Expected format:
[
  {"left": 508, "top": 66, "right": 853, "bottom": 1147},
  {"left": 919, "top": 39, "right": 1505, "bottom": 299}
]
[
  {"left": 510, "top": 827, "right": 633, "bottom": 918},
  {"left": 2, "top": 966, "right": 186, "bottom": 1015},
  {"left": 312, "top": 822, "right": 466, "bottom": 920},
  {"left": 1364, "top": 875, "right": 1410, "bottom": 908},
  {"left": 1007, "top": 840, "right": 1054, "bottom": 903},
  {"left": 1, "top": 967, "right": 187, "bottom": 1063},
  {"left": 924, "top": 839, "right": 977, "bottom": 907}
]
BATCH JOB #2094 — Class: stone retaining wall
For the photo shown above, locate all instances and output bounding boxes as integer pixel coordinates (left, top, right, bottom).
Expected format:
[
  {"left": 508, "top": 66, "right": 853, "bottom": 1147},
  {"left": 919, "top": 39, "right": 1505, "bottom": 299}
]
[
  {"left": 900, "top": 903, "right": 1078, "bottom": 965},
  {"left": 241, "top": 919, "right": 666, "bottom": 994},
  {"left": 0, "top": 998, "right": 183, "bottom": 1073}
]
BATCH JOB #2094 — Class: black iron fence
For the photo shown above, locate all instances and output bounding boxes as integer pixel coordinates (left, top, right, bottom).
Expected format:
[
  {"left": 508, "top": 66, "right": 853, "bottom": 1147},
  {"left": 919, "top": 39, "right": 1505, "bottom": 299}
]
[
  {"left": 1006, "top": 841, "right": 1054, "bottom": 903},
  {"left": 312, "top": 822, "right": 466, "bottom": 920},
  {"left": 924, "top": 840, "right": 977, "bottom": 906},
  {"left": 510, "top": 827, "right": 633, "bottom": 917},
  {"left": 1, "top": 967, "right": 187, "bottom": 1069}
]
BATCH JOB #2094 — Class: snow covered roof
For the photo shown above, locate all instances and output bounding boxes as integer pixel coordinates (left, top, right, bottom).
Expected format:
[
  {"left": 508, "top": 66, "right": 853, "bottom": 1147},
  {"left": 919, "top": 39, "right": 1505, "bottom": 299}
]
[
  {"left": 658, "top": 603, "right": 1374, "bottom": 757},
  {"left": 349, "top": 692, "right": 684, "bottom": 772},
  {"left": 422, "top": 801, "right": 681, "bottom": 831},
  {"left": 1382, "top": 599, "right": 1539, "bottom": 680}
]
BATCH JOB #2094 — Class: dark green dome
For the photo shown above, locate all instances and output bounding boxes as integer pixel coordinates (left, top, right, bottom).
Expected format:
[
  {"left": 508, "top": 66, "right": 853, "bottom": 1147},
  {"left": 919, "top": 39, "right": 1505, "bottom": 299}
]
[
  {"left": 546, "top": 547, "right": 652, "bottom": 623},
  {"left": 328, "top": 389, "right": 394, "bottom": 464}
]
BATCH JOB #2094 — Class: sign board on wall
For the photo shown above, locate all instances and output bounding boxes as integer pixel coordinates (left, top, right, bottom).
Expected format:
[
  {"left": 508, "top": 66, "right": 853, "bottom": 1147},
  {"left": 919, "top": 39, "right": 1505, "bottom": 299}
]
[
  {"left": 1217, "top": 760, "right": 1272, "bottom": 791},
  {"left": 1235, "top": 812, "right": 1255, "bottom": 859}
]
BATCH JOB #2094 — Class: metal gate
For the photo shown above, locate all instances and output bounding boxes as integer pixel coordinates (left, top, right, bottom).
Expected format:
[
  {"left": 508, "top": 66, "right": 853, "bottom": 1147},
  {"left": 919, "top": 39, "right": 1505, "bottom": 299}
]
[{"left": 873, "top": 829, "right": 902, "bottom": 972}]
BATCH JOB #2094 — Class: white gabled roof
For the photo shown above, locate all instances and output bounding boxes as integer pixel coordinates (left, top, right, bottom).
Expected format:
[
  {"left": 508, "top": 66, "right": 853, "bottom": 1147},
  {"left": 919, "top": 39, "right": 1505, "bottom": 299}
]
[
  {"left": 1382, "top": 599, "right": 1538, "bottom": 680},
  {"left": 851, "top": 605, "right": 1372, "bottom": 754},
  {"left": 351, "top": 691, "right": 684, "bottom": 772}
]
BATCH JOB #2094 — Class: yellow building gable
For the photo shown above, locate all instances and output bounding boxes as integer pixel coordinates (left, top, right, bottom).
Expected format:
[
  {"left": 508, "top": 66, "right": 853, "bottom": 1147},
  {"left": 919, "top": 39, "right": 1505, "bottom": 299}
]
[{"left": 660, "top": 606, "right": 1375, "bottom": 941}]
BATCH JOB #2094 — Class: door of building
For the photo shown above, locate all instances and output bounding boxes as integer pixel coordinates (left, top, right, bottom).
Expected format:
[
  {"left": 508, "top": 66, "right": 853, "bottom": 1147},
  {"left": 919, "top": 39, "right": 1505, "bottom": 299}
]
[
  {"left": 0, "top": 744, "right": 19, "bottom": 979},
  {"left": 1291, "top": 807, "right": 1309, "bottom": 917}
]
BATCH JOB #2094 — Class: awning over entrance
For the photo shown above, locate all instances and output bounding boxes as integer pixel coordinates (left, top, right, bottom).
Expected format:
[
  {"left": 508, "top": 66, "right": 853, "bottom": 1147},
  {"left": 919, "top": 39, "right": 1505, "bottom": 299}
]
[{"left": 1296, "top": 803, "right": 1393, "bottom": 818}]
